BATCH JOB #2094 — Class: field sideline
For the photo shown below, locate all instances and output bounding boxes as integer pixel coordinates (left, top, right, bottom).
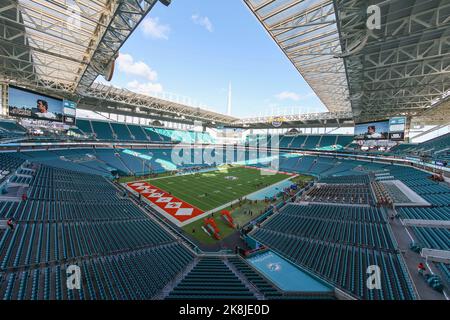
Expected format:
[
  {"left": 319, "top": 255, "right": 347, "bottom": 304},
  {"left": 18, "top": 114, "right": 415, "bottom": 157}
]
[{"left": 143, "top": 166, "right": 292, "bottom": 212}]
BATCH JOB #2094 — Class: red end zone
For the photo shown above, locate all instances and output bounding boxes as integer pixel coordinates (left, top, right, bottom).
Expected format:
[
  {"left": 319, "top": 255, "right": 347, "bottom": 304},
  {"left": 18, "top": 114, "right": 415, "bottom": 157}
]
[{"left": 127, "top": 181, "right": 204, "bottom": 226}]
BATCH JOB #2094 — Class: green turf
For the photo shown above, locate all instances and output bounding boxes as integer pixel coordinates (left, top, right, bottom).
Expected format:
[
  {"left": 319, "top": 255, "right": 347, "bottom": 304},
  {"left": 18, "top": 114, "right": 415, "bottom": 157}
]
[
  {"left": 144, "top": 166, "right": 291, "bottom": 212},
  {"left": 181, "top": 199, "right": 272, "bottom": 245}
]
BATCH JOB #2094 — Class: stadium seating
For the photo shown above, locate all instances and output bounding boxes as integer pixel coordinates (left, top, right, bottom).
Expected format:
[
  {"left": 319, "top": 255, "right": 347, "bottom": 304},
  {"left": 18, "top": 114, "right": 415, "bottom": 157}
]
[
  {"left": 380, "top": 165, "right": 450, "bottom": 207},
  {"left": 303, "top": 184, "right": 374, "bottom": 205},
  {"left": 250, "top": 203, "right": 416, "bottom": 300},
  {"left": 91, "top": 120, "right": 115, "bottom": 140},
  {"left": 288, "top": 135, "right": 307, "bottom": 149},
  {"left": 0, "top": 120, "right": 27, "bottom": 134},
  {"left": 0, "top": 243, "right": 193, "bottom": 300},
  {"left": 0, "top": 146, "right": 448, "bottom": 301},
  {"left": 0, "top": 162, "right": 196, "bottom": 300},
  {"left": 390, "top": 144, "right": 417, "bottom": 154},
  {"left": 0, "top": 153, "right": 25, "bottom": 184},
  {"left": 398, "top": 207, "right": 450, "bottom": 221},
  {"left": 261, "top": 204, "right": 394, "bottom": 249},
  {"left": 268, "top": 134, "right": 353, "bottom": 151},
  {"left": 147, "top": 127, "right": 215, "bottom": 144},
  {"left": 303, "top": 135, "right": 321, "bottom": 149},
  {"left": 68, "top": 127, "right": 86, "bottom": 138},
  {"left": 410, "top": 227, "right": 449, "bottom": 251},
  {"left": 390, "top": 133, "right": 450, "bottom": 160},
  {"left": 14, "top": 150, "right": 114, "bottom": 177},
  {"left": 197, "top": 131, "right": 215, "bottom": 144},
  {"left": 0, "top": 129, "right": 26, "bottom": 142},
  {"left": 319, "top": 135, "right": 337, "bottom": 148},
  {"left": 336, "top": 136, "right": 354, "bottom": 148},
  {"left": 308, "top": 157, "right": 338, "bottom": 176},
  {"left": 141, "top": 127, "right": 163, "bottom": 142},
  {"left": 320, "top": 175, "right": 370, "bottom": 184},
  {"left": 110, "top": 122, "right": 134, "bottom": 141},
  {"left": 166, "top": 256, "right": 256, "bottom": 300},
  {"left": 75, "top": 119, "right": 94, "bottom": 135},
  {"left": 72, "top": 122, "right": 216, "bottom": 145},
  {"left": 0, "top": 120, "right": 27, "bottom": 142},
  {"left": 379, "top": 183, "right": 410, "bottom": 203},
  {"left": 436, "top": 263, "right": 450, "bottom": 287},
  {"left": 127, "top": 124, "right": 150, "bottom": 142}
]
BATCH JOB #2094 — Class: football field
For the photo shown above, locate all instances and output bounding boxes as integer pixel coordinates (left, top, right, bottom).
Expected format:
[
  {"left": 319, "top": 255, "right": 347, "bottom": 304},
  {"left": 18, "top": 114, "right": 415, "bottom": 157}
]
[{"left": 144, "top": 166, "right": 291, "bottom": 212}]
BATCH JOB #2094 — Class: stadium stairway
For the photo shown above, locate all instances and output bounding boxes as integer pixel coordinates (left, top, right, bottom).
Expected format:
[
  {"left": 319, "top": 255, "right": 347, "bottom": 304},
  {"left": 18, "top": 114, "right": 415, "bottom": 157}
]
[
  {"left": 75, "top": 119, "right": 94, "bottom": 136},
  {"left": 126, "top": 124, "right": 150, "bottom": 142},
  {"left": 227, "top": 256, "right": 282, "bottom": 299},
  {"left": 112, "top": 148, "right": 136, "bottom": 175},
  {"left": 93, "top": 149, "right": 132, "bottom": 175},
  {"left": 110, "top": 122, "right": 133, "bottom": 141},
  {"left": 91, "top": 120, "right": 114, "bottom": 141},
  {"left": 154, "top": 256, "right": 200, "bottom": 300},
  {"left": 165, "top": 256, "right": 257, "bottom": 300},
  {"left": 307, "top": 158, "right": 318, "bottom": 173},
  {"left": 222, "top": 257, "right": 265, "bottom": 300},
  {"left": 318, "top": 161, "right": 344, "bottom": 177}
]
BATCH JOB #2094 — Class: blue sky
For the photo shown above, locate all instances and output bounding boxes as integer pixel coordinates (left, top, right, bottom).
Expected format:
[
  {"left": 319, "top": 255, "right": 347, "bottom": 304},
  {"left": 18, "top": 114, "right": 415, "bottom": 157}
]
[{"left": 98, "top": 0, "right": 326, "bottom": 118}]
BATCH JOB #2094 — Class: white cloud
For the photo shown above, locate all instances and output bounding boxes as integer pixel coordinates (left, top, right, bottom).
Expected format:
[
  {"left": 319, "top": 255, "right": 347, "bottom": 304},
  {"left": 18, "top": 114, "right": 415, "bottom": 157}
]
[
  {"left": 191, "top": 14, "right": 213, "bottom": 32},
  {"left": 116, "top": 53, "right": 158, "bottom": 81},
  {"left": 141, "top": 17, "right": 170, "bottom": 40},
  {"left": 127, "top": 80, "right": 164, "bottom": 96},
  {"left": 275, "top": 91, "right": 315, "bottom": 101},
  {"left": 115, "top": 53, "right": 164, "bottom": 96},
  {"left": 275, "top": 91, "right": 302, "bottom": 101}
]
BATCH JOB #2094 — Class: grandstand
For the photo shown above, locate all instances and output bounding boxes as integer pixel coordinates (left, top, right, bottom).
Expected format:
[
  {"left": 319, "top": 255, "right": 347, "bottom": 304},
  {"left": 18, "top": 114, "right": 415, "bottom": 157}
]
[{"left": 0, "top": 0, "right": 449, "bottom": 305}]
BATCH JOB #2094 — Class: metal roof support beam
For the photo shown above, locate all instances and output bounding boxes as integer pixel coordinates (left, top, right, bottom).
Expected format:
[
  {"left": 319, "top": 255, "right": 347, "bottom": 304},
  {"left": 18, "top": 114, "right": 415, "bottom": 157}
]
[
  {"left": 82, "top": 84, "right": 238, "bottom": 125},
  {"left": 76, "top": 0, "right": 162, "bottom": 92},
  {"left": 243, "top": 0, "right": 351, "bottom": 113}
]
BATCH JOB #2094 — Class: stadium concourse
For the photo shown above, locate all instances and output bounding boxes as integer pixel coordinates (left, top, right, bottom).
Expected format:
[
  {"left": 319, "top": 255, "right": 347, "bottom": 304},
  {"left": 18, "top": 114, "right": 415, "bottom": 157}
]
[{"left": 0, "top": 0, "right": 449, "bottom": 304}]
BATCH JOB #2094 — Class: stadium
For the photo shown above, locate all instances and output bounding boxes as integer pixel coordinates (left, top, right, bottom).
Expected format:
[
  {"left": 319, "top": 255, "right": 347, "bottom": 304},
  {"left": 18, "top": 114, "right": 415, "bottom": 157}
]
[{"left": 0, "top": 0, "right": 449, "bottom": 305}]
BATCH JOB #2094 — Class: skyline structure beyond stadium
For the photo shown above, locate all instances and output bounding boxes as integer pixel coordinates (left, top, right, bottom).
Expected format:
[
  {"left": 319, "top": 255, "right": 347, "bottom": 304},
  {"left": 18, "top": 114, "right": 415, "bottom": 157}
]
[{"left": 0, "top": 0, "right": 449, "bottom": 127}]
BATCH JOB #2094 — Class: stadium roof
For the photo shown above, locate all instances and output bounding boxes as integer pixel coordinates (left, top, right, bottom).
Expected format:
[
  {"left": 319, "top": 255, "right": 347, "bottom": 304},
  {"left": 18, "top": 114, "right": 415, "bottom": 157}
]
[
  {"left": 337, "top": 0, "right": 450, "bottom": 122},
  {"left": 0, "top": 0, "right": 167, "bottom": 93},
  {"left": 79, "top": 83, "right": 239, "bottom": 125},
  {"left": 243, "top": 0, "right": 352, "bottom": 114},
  {"left": 244, "top": 0, "right": 450, "bottom": 124},
  {"left": 0, "top": 0, "right": 239, "bottom": 125},
  {"left": 1, "top": 0, "right": 448, "bottom": 127},
  {"left": 235, "top": 111, "right": 354, "bottom": 129}
]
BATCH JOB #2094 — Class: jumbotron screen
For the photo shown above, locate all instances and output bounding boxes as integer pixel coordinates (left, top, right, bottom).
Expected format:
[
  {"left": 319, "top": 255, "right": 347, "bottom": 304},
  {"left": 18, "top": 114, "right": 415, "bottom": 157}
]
[
  {"left": 354, "top": 120, "right": 389, "bottom": 140},
  {"left": 8, "top": 86, "right": 65, "bottom": 122}
]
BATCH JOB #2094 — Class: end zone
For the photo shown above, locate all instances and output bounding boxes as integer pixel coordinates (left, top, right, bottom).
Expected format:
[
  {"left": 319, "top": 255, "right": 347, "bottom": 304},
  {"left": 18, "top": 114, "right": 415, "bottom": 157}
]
[{"left": 125, "top": 181, "right": 205, "bottom": 227}]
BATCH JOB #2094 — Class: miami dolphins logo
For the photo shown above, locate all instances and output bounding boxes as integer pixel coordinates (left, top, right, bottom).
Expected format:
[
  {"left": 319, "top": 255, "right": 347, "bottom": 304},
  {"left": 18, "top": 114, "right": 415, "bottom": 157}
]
[{"left": 267, "top": 263, "right": 281, "bottom": 272}]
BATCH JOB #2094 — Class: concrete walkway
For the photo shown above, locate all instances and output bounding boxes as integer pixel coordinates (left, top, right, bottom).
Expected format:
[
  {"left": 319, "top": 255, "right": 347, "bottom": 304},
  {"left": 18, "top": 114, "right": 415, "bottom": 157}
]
[{"left": 388, "top": 213, "right": 447, "bottom": 300}]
